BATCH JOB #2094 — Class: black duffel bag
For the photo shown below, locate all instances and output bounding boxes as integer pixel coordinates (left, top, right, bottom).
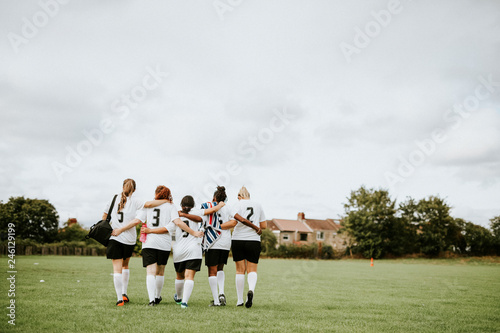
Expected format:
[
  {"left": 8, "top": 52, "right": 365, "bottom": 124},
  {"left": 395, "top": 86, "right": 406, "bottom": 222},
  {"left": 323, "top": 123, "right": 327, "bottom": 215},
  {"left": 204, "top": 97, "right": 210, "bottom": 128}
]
[{"left": 85, "top": 194, "right": 117, "bottom": 246}]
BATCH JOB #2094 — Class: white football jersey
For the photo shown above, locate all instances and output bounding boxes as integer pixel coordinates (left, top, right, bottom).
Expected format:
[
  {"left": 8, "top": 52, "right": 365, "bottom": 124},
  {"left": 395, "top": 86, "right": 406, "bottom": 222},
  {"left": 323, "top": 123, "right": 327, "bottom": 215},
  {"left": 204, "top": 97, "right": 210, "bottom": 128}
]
[
  {"left": 210, "top": 205, "right": 232, "bottom": 250},
  {"left": 231, "top": 199, "right": 266, "bottom": 242},
  {"left": 136, "top": 203, "right": 179, "bottom": 251},
  {"left": 173, "top": 208, "right": 203, "bottom": 263},
  {"left": 105, "top": 194, "right": 144, "bottom": 245}
]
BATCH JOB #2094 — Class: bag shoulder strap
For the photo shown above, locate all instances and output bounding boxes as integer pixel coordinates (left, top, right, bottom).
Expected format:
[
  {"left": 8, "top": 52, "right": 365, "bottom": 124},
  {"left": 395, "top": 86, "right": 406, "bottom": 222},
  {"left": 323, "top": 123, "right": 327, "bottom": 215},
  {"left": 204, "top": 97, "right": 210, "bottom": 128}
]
[{"left": 106, "top": 195, "right": 118, "bottom": 222}]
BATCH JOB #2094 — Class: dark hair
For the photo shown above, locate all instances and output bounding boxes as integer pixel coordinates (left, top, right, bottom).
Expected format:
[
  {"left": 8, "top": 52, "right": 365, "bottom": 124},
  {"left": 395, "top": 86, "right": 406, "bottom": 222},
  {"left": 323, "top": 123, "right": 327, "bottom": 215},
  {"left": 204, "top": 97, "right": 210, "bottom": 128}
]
[
  {"left": 213, "top": 186, "right": 227, "bottom": 203},
  {"left": 155, "top": 186, "right": 173, "bottom": 201},
  {"left": 181, "top": 195, "right": 195, "bottom": 214}
]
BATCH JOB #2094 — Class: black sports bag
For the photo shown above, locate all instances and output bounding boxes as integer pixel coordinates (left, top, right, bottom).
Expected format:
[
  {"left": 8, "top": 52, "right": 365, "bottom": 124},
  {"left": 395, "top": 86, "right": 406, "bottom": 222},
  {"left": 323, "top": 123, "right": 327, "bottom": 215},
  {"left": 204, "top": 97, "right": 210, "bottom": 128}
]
[{"left": 85, "top": 194, "right": 117, "bottom": 246}]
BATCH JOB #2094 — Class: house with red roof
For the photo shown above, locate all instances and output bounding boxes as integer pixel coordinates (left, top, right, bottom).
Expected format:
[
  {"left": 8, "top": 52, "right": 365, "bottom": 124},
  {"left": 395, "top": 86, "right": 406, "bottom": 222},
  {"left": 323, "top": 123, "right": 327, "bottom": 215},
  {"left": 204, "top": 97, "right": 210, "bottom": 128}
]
[{"left": 267, "top": 212, "right": 347, "bottom": 251}]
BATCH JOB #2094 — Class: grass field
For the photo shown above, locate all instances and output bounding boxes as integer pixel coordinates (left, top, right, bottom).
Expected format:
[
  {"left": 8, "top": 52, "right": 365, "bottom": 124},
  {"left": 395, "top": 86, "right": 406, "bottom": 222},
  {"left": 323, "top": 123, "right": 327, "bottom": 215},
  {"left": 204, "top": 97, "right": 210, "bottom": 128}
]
[{"left": 1, "top": 256, "right": 499, "bottom": 332}]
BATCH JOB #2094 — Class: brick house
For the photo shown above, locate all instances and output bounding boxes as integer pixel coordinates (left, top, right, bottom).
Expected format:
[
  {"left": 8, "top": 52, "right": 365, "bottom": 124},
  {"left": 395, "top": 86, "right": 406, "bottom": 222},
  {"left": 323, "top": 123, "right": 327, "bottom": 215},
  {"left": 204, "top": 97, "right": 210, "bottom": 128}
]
[{"left": 267, "top": 212, "right": 347, "bottom": 251}]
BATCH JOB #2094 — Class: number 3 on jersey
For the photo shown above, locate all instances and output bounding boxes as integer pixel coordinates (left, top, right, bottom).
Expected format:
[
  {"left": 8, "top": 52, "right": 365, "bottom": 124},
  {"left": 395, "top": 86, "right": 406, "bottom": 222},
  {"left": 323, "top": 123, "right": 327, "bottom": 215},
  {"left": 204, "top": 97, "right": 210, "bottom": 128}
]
[
  {"left": 152, "top": 209, "right": 160, "bottom": 227},
  {"left": 182, "top": 220, "right": 190, "bottom": 238}
]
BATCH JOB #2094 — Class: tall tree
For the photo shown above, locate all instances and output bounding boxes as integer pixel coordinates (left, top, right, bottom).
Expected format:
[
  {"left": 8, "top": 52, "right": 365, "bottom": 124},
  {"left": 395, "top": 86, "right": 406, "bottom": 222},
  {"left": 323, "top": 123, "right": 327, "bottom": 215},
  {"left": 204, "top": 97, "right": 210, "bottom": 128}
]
[
  {"left": 489, "top": 216, "right": 500, "bottom": 255},
  {"left": 0, "top": 197, "right": 59, "bottom": 243},
  {"left": 415, "top": 196, "right": 455, "bottom": 256},
  {"left": 341, "top": 186, "right": 397, "bottom": 258}
]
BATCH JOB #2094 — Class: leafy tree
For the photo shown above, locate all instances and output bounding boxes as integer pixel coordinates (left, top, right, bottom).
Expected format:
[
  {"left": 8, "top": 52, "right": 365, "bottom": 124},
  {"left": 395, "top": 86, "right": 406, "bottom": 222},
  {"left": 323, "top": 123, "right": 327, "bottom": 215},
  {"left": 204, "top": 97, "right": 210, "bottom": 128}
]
[
  {"left": 0, "top": 196, "right": 59, "bottom": 243},
  {"left": 341, "top": 186, "right": 397, "bottom": 258},
  {"left": 415, "top": 196, "right": 455, "bottom": 256},
  {"left": 261, "top": 228, "right": 277, "bottom": 254},
  {"left": 57, "top": 219, "right": 94, "bottom": 244},
  {"left": 461, "top": 221, "right": 494, "bottom": 256},
  {"left": 490, "top": 216, "right": 500, "bottom": 255}
]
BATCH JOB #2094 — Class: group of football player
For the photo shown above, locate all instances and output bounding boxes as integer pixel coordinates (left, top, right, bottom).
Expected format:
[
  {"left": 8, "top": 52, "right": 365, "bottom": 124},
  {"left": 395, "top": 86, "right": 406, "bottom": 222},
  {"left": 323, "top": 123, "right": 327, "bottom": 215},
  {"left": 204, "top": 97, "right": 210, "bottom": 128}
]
[{"left": 102, "top": 178, "right": 266, "bottom": 309}]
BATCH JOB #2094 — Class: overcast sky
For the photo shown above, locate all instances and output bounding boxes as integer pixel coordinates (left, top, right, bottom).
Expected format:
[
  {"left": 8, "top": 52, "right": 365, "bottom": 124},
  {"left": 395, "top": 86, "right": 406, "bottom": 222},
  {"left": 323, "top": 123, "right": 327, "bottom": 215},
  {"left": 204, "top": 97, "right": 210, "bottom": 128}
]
[{"left": 1, "top": 0, "right": 499, "bottom": 228}]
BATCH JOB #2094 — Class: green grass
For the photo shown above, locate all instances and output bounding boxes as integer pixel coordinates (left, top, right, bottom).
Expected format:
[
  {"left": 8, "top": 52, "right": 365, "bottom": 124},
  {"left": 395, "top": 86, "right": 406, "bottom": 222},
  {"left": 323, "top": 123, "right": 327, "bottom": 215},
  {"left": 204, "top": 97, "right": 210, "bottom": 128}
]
[{"left": 1, "top": 256, "right": 499, "bottom": 332}]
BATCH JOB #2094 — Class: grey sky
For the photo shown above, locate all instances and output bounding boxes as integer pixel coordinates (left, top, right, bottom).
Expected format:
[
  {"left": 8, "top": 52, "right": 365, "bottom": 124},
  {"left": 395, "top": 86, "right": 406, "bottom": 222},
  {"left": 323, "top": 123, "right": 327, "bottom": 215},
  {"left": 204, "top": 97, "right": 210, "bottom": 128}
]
[{"left": 1, "top": 0, "right": 499, "bottom": 227}]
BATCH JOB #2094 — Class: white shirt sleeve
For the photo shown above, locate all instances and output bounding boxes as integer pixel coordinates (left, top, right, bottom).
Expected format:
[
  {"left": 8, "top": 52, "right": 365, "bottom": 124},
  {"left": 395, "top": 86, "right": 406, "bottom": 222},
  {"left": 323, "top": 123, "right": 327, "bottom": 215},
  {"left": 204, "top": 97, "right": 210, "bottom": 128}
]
[
  {"left": 136, "top": 209, "right": 147, "bottom": 222},
  {"left": 191, "top": 208, "right": 204, "bottom": 217},
  {"left": 170, "top": 208, "right": 180, "bottom": 222},
  {"left": 259, "top": 204, "right": 266, "bottom": 222}
]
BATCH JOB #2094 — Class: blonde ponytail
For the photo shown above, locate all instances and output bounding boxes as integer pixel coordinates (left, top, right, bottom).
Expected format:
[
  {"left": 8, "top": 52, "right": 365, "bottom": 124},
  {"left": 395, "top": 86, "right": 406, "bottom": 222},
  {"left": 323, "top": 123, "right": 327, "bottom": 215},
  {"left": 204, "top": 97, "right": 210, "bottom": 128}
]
[{"left": 118, "top": 178, "right": 136, "bottom": 212}]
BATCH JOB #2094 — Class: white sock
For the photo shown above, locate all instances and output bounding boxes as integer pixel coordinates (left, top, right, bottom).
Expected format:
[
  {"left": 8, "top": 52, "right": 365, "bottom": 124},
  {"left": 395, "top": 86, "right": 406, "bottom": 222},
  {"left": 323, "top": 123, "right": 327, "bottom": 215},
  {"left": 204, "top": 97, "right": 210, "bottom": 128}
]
[
  {"left": 155, "top": 276, "right": 164, "bottom": 299},
  {"left": 209, "top": 276, "right": 220, "bottom": 305},
  {"left": 146, "top": 275, "right": 156, "bottom": 303},
  {"left": 113, "top": 273, "right": 123, "bottom": 301},
  {"left": 236, "top": 274, "right": 245, "bottom": 305},
  {"left": 175, "top": 279, "right": 185, "bottom": 300},
  {"left": 121, "top": 269, "right": 130, "bottom": 295},
  {"left": 248, "top": 272, "right": 257, "bottom": 292},
  {"left": 183, "top": 280, "right": 194, "bottom": 305},
  {"left": 217, "top": 271, "right": 225, "bottom": 295}
]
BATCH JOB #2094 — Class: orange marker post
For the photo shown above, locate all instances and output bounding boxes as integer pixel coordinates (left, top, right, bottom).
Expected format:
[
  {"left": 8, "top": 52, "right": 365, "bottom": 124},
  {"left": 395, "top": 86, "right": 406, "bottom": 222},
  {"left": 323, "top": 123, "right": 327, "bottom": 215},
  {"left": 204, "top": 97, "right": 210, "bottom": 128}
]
[{"left": 370, "top": 258, "right": 374, "bottom": 267}]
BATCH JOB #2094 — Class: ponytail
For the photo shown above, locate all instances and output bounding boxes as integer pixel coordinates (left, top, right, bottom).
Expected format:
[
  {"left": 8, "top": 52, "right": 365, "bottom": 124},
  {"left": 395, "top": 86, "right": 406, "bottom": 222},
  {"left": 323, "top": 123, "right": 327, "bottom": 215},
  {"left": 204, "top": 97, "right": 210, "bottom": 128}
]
[
  {"left": 118, "top": 178, "right": 136, "bottom": 212},
  {"left": 213, "top": 186, "right": 227, "bottom": 202},
  {"left": 181, "top": 195, "right": 195, "bottom": 214}
]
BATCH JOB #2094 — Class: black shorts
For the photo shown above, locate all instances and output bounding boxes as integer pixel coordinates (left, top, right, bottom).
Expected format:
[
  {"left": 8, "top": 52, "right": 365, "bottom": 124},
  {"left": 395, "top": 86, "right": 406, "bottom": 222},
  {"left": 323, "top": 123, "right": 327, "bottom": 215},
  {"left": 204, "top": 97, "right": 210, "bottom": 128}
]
[
  {"left": 232, "top": 240, "right": 261, "bottom": 264},
  {"left": 106, "top": 240, "right": 135, "bottom": 260},
  {"left": 205, "top": 249, "right": 230, "bottom": 267},
  {"left": 142, "top": 248, "right": 170, "bottom": 267},
  {"left": 174, "top": 259, "right": 202, "bottom": 273}
]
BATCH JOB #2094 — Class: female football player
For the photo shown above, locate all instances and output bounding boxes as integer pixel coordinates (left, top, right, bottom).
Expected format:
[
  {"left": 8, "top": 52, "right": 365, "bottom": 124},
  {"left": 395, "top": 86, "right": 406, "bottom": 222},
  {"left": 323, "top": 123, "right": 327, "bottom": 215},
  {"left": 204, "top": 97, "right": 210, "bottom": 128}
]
[
  {"left": 103, "top": 178, "right": 144, "bottom": 307},
  {"left": 112, "top": 186, "right": 203, "bottom": 306},
  {"left": 228, "top": 186, "right": 266, "bottom": 308},
  {"left": 172, "top": 195, "right": 225, "bottom": 308}
]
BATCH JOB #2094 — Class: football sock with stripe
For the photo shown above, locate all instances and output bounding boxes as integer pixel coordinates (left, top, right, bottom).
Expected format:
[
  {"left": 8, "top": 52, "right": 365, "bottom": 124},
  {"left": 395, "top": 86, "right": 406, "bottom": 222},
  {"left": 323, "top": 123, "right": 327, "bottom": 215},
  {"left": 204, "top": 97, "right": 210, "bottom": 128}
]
[
  {"left": 155, "top": 276, "right": 164, "bottom": 299},
  {"left": 217, "top": 271, "right": 225, "bottom": 295},
  {"left": 175, "top": 279, "right": 185, "bottom": 300},
  {"left": 146, "top": 275, "right": 156, "bottom": 303},
  {"left": 209, "top": 276, "right": 220, "bottom": 305},
  {"left": 122, "top": 269, "right": 130, "bottom": 295},
  {"left": 248, "top": 272, "right": 257, "bottom": 292},
  {"left": 235, "top": 274, "right": 245, "bottom": 305},
  {"left": 183, "top": 280, "right": 194, "bottom": 305},
  {"left": 113, "top": 273, "right": 123, "bottom": 301}
]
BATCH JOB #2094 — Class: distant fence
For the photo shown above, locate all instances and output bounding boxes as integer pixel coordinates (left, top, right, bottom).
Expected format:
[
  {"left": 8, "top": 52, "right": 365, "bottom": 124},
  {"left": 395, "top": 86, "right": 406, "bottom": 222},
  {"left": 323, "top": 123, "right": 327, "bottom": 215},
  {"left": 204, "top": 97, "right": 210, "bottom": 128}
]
[{"left": 0, "top": 245, "right": 106, "bottom": 256}]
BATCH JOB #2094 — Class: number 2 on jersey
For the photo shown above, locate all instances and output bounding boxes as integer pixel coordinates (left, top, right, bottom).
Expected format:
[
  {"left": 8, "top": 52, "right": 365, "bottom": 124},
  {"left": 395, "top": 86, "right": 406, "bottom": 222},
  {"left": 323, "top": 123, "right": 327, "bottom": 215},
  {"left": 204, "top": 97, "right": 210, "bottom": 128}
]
[
  {"left": 246, "top": 207, "right": 254, "bottom": 221},
  {"left": 152, "top": 209, "right": 160, "bottom": 227}
]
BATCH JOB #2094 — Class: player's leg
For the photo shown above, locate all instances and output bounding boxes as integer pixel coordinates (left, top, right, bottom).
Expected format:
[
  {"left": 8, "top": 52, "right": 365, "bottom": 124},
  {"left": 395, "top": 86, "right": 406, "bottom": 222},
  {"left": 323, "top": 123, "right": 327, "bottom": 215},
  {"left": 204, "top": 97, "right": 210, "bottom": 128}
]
[
  {"left": 206, "top": 250, "right": 220, "bottom": 306},
  {"left": 155, "top": 264, "right": 166, "bottom": 304},
  {"left": 121, "top": 257, "right": 131, "bottom": 302},
  {"left": 217, "top": 251, "right": 228, "bottom": 306},
  {"left": 232, "top": 240, "right": 247, "bottom": 306},
  {"left": 112, "top": 258, "right": 124, "bottom": 306},
  {"left": 235, "top": 260, "right": 246, "bottom": 306},
  {"left": 146, "top": 263, "right": 157, "bottom": 306},
  {"left": 174, "top": 270, "right": 185, "bottom": 304},
  {"left": 182, "top": 269, "right": 196, "bottom": 307},
  {"left": 245, "top": 241, "right": 261, "bottom": 308}
]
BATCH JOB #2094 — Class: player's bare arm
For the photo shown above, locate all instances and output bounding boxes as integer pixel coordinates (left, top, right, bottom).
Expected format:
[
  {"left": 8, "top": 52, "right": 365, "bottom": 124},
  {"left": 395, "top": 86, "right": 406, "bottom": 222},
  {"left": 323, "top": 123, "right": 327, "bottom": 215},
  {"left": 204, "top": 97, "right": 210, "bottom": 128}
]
[
  {"left": 112, "top": 218, "right": 141, "bottom": 236},
  {"left": 141, "top": 226, "right": 169, "bottom": 234},
  {"left": 173, "top": 218, "right": 203, "bottom": 238},
  {"left": 234, "top": 213, "right": 261, "bottom": 234},
  {"left": 220, "top": 219, "right": 237, "bottom": 230},
  {"left": 179, "top": 211, "right": 203, "bottom": 222},
  {"left": 202, "top": 201, "right": 225, "bottom": 215},
  {"left": 144, "top": 199, "right": 171, "bottom": 208}
]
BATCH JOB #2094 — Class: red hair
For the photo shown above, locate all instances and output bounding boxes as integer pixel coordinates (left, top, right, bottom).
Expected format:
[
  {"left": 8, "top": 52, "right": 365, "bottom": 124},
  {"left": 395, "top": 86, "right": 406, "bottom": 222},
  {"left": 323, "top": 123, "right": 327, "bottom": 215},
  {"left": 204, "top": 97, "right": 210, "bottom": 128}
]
[{"left": 155, "top": 186, "right": 172, "bottom": 201}]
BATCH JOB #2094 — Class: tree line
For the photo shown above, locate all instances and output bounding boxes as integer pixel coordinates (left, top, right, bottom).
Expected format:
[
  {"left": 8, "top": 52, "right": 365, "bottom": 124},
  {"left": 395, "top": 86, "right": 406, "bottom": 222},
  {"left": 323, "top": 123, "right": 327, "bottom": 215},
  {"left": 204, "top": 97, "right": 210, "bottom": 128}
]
[{"left": 341, "top": 186, "right": 500, "bottom": 258}]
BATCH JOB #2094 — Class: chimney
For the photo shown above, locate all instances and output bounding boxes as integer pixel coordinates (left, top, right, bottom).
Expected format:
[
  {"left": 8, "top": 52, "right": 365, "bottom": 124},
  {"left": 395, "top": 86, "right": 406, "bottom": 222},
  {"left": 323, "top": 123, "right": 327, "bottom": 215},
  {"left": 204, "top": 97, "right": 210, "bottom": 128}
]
[{"left": 297, "top": 212, "right": 305, "bottom": 221}]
